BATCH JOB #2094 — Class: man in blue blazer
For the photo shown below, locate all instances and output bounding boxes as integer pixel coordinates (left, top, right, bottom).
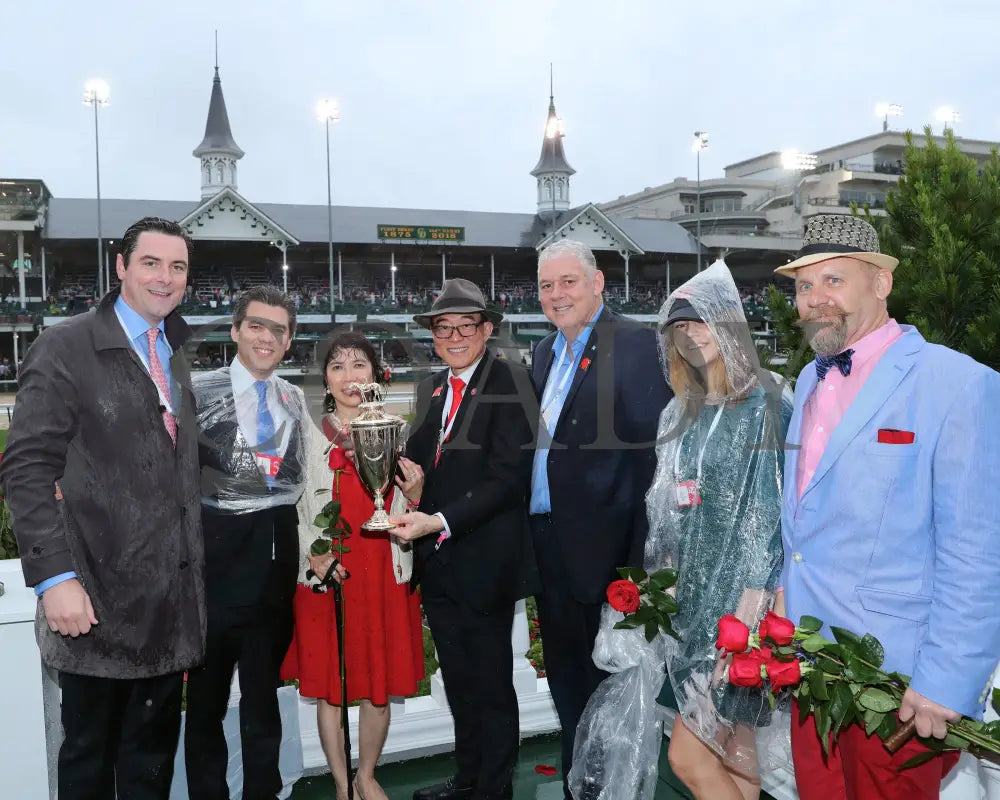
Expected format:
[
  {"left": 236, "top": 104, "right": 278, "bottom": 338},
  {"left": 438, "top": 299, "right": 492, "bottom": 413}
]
[
  {"left": 778, "top": 214, "right": 1000, "bottom": 799},
  {"left": 529, "top": 239, "right": 671, "bottom": 798}
]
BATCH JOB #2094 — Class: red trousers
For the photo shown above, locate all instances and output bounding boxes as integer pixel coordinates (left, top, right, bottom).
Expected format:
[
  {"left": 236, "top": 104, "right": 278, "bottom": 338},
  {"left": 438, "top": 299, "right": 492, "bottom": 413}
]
[{"left": 791, "top": 704, "right": 960, "bottom": 800}]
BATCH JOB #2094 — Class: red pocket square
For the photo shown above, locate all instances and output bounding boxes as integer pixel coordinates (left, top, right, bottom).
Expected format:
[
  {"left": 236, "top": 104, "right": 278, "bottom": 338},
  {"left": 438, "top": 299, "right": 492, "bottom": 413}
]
[
  {"left": 877, "top": 428, "right": 915, "bottom": 444},
  {"left": 535, "top": 764, "right": 558, "bottom": 776}
]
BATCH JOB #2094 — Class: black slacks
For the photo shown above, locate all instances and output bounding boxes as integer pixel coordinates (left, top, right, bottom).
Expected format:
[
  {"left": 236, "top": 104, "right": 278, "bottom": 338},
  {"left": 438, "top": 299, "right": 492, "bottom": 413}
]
[
  {"left": 530, "top": 514, "right": 609, "bottom": 800},
  {"left": 185, "top": 507, "right": 297, "bottom": 800},
  {"left": 58, "top": 671, "right": 183, "bottom": 800},
  {"left": 422, "top": 592, "right": 518, "bottom": 797}
]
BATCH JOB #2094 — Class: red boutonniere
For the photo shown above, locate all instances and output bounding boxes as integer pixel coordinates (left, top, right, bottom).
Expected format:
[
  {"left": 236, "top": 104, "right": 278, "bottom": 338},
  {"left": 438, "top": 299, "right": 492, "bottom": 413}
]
[
  {"left": 432, "top": 386, "right": 443, "bottom": 398},
  {"left": 470, "top": 387, "right": 477, "bottom": 396},
  {"left": 580, "top": 358, "right": 592, "bottom": 371}
]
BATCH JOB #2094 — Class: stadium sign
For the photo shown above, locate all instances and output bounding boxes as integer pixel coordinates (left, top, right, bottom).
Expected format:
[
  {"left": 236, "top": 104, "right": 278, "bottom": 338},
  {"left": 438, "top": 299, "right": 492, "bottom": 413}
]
[{"left": 377, "top": 225, "right": 465, "bottom": 242}]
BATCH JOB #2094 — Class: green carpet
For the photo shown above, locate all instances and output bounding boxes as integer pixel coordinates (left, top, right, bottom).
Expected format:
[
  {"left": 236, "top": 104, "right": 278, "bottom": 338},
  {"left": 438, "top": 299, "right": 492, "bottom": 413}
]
[{"left": 289, "top": 732, "right": 777, "bottom": 799}]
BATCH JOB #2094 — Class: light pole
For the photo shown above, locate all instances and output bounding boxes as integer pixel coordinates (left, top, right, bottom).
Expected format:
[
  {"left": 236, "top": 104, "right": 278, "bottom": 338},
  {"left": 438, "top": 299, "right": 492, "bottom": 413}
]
[
  {"left": 391, "top": 264, "right": 397, "bottom": 304},
  {"left": 692, "top": 131, "right": 709, "bottom": 271},
  {"left": 935, "top": 106, "right": 960, "bottom": 134},
  {"left": 317, "top": 99, "right": 341, "bottom": 320},
  {"left": 84, "top": 79, "right": 110, "bottom": 297},
  {"left": 282, "top": 262, "right": 289, "bottom": 294},
  {"left": 875, "top": 102, "right": 903, "bottom": 132}
]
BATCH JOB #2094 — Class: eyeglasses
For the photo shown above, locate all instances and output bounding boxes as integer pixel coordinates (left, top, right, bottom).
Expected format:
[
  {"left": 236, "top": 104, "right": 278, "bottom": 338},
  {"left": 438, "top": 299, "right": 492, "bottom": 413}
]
[{"left": 431, "top": 321, "right": 484, "bottom": 339}]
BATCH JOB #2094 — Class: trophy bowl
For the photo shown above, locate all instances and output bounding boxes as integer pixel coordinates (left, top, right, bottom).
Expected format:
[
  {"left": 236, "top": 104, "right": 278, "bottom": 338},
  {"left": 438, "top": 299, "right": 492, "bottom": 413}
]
[{"left": 347, "top": 383, "right": 406, "bottom": 531}]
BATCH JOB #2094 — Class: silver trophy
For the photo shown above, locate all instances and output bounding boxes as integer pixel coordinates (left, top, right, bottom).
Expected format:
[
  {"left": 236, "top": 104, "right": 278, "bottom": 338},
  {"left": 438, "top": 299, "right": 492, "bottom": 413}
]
[{"left": 348, "top": 382, "right": 406, "bottom": 531}]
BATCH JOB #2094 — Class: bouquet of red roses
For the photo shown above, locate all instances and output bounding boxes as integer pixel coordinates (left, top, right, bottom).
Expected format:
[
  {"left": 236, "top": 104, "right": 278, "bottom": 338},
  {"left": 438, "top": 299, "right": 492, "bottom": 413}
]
[
  {"left": 716, "top": 611, "right": 1000, "bottom": 768},
  {"left": 606, "top": 567, "right": 681, "bottom": 643}
]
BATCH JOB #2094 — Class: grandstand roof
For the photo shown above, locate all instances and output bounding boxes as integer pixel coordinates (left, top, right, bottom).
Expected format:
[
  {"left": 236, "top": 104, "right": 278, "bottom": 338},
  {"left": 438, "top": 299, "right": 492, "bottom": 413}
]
[{"left": 44, "top": 198, "right": 699, "bottom": 255}]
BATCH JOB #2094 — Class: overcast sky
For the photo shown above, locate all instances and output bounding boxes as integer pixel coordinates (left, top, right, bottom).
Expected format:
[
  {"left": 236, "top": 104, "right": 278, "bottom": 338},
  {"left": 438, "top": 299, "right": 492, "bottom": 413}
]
[{"left": 2, "top": 0, "right": 997, "bottom": 214}]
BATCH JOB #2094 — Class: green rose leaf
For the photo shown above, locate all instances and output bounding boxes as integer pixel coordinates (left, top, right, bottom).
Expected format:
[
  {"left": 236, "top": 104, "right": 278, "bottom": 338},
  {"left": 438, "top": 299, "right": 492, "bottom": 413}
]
[
  {"left": 808, "top": 668, "right": 829, "bottom": 701},
  {"left": 875, "top": 711, "right": 899, "bottom": 740},
  {"left": 899, "top": 751, "right": 940, "bottom": 771},
  {"left": 648, "top": 568, "right": 678, "bottom": 590},
  {"left": 815, "top": 706, "right": 833, "bottom": 755},
  {"left": 831, "top": 681, "right": 856, "bottom": 732},
  {"left": 859, "top": 634, "right": 885, "bottom": 668},
  {"left": 644, "top": 620, "right": 659, "bottom": 642},
  {"left": 864, "top": 709, "right": 886, "bottom": 737},
  {"left": 617, "top": 567, "right": 647, "bottom": 583},
  {"left": 310, "top": 539, "right": 331, "bottom": 556},
  {"left": 845, "top": 655, "right": 889, "bottom": 684},
  {"left": 798, "top": 615, "right": 823, "bottom": 634},
  {"left": 814, "top": 653, "right": 845, "bottom": 676},
  {"left": 313, "top": 514, "right": 331, "bottom": 529},
  {"left": 800, "top": 634, "right": 830, "bottom": 653},
  {"left": 859, "top": 688, "right": 898, "bottom": 714}
]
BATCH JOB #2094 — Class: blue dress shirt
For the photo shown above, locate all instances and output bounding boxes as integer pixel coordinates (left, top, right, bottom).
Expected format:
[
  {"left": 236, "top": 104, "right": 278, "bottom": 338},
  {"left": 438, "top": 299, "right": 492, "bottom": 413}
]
[{"left": 529, "top": 304, "right": 603, "bottom": 515}]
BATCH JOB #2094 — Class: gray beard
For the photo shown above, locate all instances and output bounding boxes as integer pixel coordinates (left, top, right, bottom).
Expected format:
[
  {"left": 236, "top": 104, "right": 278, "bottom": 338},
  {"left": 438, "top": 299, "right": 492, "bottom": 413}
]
[{"left": 803, "top": 316, "right": 849, "bottom": 356}]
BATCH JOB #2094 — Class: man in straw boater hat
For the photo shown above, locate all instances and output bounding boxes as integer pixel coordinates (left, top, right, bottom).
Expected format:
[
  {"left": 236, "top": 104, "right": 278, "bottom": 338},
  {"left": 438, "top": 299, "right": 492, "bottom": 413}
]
[
  {"left": 776, "top": 214, "right": 1000, "bottom": 799},
  {"left": 389, "top": 278, "right": 539, "bottom": 800}
]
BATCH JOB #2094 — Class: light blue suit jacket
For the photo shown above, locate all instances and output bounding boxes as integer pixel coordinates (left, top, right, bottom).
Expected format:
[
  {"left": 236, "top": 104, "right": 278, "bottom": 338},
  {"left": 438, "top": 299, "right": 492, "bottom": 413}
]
[{"left": 782, "top": 325, "right": 1000, "bottom": 717}]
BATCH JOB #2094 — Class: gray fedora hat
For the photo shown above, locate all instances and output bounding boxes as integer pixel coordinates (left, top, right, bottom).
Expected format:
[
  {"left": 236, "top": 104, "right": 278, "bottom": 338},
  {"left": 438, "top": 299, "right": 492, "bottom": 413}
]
[{"left": 412, "top": 278, "right": 504, "bottom": 328}]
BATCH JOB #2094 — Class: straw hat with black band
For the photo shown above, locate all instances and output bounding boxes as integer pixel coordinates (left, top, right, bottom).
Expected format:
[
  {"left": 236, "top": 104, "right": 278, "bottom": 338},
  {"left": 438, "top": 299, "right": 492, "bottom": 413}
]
[{"left": 774, "top": 214, "right": 898, "bottom": 278}]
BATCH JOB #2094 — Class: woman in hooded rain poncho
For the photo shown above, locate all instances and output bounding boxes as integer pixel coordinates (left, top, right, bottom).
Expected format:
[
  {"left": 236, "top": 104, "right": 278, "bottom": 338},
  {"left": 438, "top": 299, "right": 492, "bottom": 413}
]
[{"left": 568, "top": 261, "right": 792, "bottom": 800}]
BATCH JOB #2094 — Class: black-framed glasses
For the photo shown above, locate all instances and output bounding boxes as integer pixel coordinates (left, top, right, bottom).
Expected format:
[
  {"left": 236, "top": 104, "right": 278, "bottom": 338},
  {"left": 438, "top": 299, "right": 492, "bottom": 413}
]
[{"left": 431, "top": 321, "right": 484, "bottom": 340}]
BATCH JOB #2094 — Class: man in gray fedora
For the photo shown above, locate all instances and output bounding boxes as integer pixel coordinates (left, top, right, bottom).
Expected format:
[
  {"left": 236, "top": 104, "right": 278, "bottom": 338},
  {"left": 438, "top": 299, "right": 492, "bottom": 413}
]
[{"left": 390, "top": 278, "right": 538, "bottom": 800}]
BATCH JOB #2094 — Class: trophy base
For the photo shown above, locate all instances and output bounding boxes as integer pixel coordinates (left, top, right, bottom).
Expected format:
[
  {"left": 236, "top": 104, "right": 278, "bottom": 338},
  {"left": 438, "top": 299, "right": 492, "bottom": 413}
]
[{"left": 362, "top": 509, "right": 395, "bottom": 531}]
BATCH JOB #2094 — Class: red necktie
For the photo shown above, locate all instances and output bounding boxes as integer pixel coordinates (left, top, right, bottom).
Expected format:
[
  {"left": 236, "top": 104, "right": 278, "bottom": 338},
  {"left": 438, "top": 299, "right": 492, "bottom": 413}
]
[
  {"left": 445, "top": 377, "right": 466, "bottom": 434},
  {"left": 146, "top": 328, "right": 177, "bottom": 447}
]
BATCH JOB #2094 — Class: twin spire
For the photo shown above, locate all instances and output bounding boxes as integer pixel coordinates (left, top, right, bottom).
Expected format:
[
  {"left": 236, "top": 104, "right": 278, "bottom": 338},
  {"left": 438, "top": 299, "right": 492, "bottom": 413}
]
[
  {"left": 530, "top": 65, "right": 574, "bottom": 218},
  {"left": 193, "top": 34, "right": 243, "bottom": 199},
  {"left": 192, "top": 50, "right": 571, "bottom": 214}
]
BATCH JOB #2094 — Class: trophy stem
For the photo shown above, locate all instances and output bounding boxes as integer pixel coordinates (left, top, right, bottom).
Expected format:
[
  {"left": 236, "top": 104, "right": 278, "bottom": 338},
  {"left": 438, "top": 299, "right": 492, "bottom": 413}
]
[{"left": 362, "top": 491, "right": 395, "bottom": 531}]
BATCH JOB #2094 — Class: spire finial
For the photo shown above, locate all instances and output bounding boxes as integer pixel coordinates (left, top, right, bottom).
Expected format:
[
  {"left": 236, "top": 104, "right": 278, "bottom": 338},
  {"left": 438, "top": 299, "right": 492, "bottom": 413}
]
[
  {"left": 549, "top": 62, "right": 553, "bottom": 101},
  {"left": 214, "top": 30, "right": 219, "bottom": 73}
]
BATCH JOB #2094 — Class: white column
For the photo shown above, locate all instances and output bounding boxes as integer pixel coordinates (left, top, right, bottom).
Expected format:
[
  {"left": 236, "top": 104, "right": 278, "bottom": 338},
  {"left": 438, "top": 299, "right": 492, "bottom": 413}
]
[
  {"left": 337, "top": 250, "right": 343, "bottom": 301},
  {"left": 17, "top": 232, "right": 26, "bottom": 309},
  {"left": 41, "top": 248, "right": 47, "bottom": 301},
  {"left": 666, "top": 259, "right": 671, "bottom": 295},
  {"left": 13, "top": 330, "right": 19, "bottom": 364},
  {"left": 510, "top": 599, "right": 537, "bottom": 694},
  {"left": 441, "top": 252, "right": 446, "bottom": 287},
  {"left": 105, "top": 250, "right": 111, "bottom": 296},
  {"left": 390, "top": 252, "right": 396, "bottom": 302},
  {"left": 490, "top": 254, "right": 495, "bottom": 300},
  {"left": 623, "top": 252, "right": 631, "bottom": 303}
]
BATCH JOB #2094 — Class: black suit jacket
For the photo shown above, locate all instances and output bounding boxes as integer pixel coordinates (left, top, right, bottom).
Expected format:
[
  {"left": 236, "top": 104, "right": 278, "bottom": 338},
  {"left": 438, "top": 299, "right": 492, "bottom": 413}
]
[
  {"left": 407, "top": 350, "right": 539, "bottom": 613},
  {"left": 531, "top": 307, "right": 672, "bottom": 603}
]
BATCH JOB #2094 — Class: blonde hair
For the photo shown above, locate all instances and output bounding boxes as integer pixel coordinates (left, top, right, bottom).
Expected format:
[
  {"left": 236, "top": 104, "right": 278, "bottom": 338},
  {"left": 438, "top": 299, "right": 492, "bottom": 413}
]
[{"left": 665, "top": 328, "right": 735, "bottom": 409}]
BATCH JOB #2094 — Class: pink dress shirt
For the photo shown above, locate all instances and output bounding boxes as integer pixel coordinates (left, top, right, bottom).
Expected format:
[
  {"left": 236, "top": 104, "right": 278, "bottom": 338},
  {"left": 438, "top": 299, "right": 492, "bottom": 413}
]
[{"left": 796, "top": 319, "right": 904, "bottom": 500}]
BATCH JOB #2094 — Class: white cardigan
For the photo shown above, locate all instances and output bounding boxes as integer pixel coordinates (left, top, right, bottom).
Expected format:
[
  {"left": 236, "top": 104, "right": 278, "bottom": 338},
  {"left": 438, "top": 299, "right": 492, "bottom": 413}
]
[{"left": 294, "top": 417, "right": 413, "bottom": 588}]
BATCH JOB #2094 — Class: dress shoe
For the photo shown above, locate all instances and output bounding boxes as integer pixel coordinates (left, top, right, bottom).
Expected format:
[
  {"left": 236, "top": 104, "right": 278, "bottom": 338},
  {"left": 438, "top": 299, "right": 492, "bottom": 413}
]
[{"left": 412, "top": 777, "right": 475, "bottom": 800}]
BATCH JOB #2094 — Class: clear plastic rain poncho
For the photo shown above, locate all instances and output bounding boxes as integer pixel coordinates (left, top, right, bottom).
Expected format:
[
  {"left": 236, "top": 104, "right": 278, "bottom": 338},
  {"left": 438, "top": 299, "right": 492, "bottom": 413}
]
[
  {"left": 569, "top": 261, "right": 793, "bottom": 800},
  {"left": 194, "top": 368, "right": 311, "bottom": 513}
]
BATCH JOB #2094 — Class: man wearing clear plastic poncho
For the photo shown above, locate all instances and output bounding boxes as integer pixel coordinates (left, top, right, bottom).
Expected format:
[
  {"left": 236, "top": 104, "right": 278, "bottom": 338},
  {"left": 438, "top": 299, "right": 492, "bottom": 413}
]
[{"left": 568, "top": 261, "right": 792, "bottom": 800}]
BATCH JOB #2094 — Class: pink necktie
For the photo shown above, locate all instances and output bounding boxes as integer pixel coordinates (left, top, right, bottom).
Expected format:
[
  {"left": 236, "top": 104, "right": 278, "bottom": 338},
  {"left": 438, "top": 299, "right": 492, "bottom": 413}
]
[{"left": 146, "top": 328, "right": 177, "bottom": 447}]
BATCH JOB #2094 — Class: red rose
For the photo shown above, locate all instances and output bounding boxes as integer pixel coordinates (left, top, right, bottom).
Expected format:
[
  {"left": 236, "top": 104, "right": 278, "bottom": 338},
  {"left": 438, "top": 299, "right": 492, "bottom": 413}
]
[
  {"left": 606, "top": 579, "right": 641, "bottom": 614},
  {"left": 758, "top": 611, "right": 796, "bottom": 646},
  {"left": 752, "top": 645, "right": 773, "bottom": 663},
  {"left": 729, "top": 652, "right": 765, "bottom": 688},
  {"left": 765, "top": 657, "right": 802, "bottom": 690},
  {"left": 715, "top": 614, "right": 750, "bottom": 655},
  {"left": 328, "top": 447, "right": 351, "bottom": 472}
]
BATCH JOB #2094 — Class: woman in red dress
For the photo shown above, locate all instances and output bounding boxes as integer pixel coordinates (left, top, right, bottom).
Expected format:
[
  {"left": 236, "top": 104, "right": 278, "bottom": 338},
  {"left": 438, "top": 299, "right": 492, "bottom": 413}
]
[{"left": 282, "top": 332, "right": 425, "bottom": 800}]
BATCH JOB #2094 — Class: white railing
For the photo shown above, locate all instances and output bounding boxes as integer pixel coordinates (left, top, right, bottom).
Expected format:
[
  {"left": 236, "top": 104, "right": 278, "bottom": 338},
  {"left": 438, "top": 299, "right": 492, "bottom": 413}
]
[{"left": 1, "top": 558, "right": 996, "bottom": 799}]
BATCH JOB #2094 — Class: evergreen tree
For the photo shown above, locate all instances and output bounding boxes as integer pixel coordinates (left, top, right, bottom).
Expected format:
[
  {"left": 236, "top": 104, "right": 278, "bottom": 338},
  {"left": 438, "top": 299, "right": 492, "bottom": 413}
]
[{"left": 767, "top": 128, "right": 1000, "bottom": 380}]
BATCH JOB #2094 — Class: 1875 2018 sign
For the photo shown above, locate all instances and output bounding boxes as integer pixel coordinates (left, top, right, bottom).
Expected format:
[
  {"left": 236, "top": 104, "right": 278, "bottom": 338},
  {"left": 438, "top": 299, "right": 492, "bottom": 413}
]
[{"left": 377, "top": 225, "right": 466, "bottom": 242}]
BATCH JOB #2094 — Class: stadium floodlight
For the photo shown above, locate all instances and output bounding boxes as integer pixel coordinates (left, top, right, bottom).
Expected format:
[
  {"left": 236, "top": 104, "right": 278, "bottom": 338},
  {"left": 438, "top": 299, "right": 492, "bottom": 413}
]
[
  {"left": 317, "top": 98, "right": 341, "bottom": 317},
  {"left": 875, "top": 102, "right": 903, "bottom": 131},
  {"left": 781, "top": 150, "right": 819, "bottom": 171},
  {"left": 692, "top": 132, "right": 709, "bottom": 271},
  {"left": 935, "top": 106, "right": 960, "bottom": 131},
  {"left": 83, "top": 79, "right": 110, "bottom": 299}
]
